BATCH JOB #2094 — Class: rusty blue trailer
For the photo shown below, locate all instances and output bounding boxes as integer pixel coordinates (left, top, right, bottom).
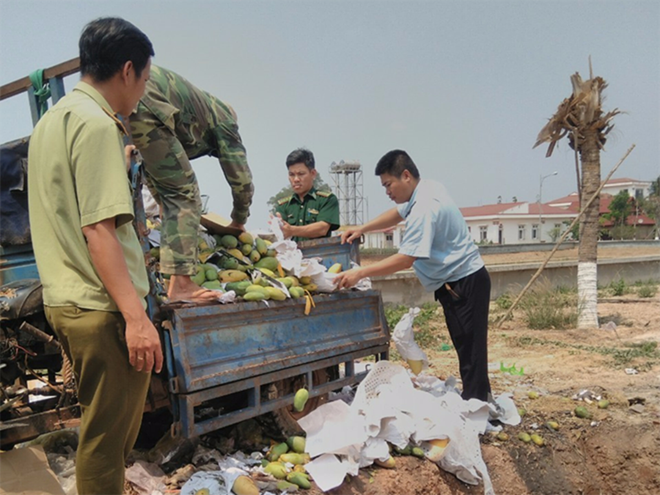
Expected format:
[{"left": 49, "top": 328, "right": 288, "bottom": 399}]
[{"left": 163, "top": 286, "right": 389, "bottom": 438}]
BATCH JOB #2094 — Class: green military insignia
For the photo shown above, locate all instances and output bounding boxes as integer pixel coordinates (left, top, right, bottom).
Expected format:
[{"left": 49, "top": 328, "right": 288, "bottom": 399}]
[
  {"left": 317, "top": 190, "right": 331, "bottom": 197},
  {"left": 278, "top": 196, "right": 292, "bottom": 205},
  {"left": 308, "top": 208, "right": 319, "bottom": 215}
]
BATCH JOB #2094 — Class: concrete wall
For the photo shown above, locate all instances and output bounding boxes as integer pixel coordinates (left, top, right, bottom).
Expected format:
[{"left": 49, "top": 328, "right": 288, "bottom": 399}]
[{"left": 372, "top": 255, "right": 660, "bottom": 306}]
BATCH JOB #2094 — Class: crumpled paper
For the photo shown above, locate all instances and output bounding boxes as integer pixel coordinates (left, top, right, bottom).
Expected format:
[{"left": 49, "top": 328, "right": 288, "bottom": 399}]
[
  {"left": 391, "top": 307, "right": 429, "bottom": 371},
  {"left": 299, "top": 361, "right": 500, "bottom": 495},
  {"left": 180, "top": 454, "right": 271, "bottom": 495}
]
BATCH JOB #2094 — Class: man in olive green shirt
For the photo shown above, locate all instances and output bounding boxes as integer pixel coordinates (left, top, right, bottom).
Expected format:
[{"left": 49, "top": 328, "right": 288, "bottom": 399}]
[
  {"left": 27, "top": 18, "right": 162, "bottom": 495},
  {"left": 275, "top": 148, "right": 340, "bottom": 243}
]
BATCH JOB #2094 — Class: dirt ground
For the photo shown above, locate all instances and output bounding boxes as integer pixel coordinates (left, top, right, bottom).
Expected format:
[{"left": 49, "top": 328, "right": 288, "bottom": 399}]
[
  {"left": 45, "top": 245, "right": 660, "bottom": 494},
  {"left": 298, "top": 290, "right": 660, "bottom": 495}
]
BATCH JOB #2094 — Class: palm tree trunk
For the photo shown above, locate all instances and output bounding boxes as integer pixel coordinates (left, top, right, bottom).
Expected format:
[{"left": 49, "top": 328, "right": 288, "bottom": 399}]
[{"left": 577, "top": 130, "right": 601, "bottom": 328}]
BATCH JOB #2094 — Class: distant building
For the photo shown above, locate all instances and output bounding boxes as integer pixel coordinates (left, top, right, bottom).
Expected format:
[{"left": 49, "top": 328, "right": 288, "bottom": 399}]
[
  {"left": 601, "top": 177, "right": 652, "bottom": 200},
  {"left": 461, "top": 202, "right": 576, "bottom": 245}
]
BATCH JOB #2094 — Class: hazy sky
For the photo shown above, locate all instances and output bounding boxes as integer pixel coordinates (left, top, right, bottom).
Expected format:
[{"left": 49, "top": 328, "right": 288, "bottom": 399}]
[{"left": 2, "top": 0, "right": 658, "bottom": 230}]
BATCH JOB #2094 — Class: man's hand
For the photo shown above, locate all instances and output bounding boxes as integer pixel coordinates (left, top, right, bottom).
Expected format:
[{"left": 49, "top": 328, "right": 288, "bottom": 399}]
[
  {"left": 340, "top": 226, "right": 363, "bottom": 244},
  {"left": 228, "top": 220, "right": 246, "bottom": 232},
  {"left": 275, "top": 212, "right": 294, "bottom": 239},
  {"left": 125, "top": 314, "right": 164, "bottom": 373},
  {"left": 124, "top": 144, "right": 136, "bottom": 172},
  {"left": 333, "top": 267, "right": 365, "bottom": 289}
]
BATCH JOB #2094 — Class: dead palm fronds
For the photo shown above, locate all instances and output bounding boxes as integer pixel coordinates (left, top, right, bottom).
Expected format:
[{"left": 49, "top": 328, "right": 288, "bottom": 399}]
[{"left": 534, "top": 73, "right": 620, "bottom": 158}]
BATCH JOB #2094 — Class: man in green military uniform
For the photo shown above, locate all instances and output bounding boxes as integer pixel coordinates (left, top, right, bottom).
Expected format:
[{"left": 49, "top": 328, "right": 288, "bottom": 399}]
[
  {"left": 275, "top": 148, "right": 340, "bottom": 242},
  {"left": 130, "top": 65, "right": 254, "bottom": 302}
]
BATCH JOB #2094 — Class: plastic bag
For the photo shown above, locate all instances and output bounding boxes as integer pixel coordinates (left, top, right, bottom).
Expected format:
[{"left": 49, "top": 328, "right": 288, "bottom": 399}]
[{"left": 391, "top": 307, "right": 428, "bottom": 374}]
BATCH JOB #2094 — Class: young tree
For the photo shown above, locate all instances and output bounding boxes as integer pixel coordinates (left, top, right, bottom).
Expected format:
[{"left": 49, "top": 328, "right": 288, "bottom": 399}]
[
  {"left": 603, "top": 190, "right": 632, "bottom": 238},
  {"left": 534, "top": 67, "right": 619, "bottom": 328}
]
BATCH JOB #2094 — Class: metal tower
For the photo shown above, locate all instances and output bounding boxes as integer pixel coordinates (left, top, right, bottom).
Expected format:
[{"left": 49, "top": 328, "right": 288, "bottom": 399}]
[{"left": 329, "top": 160, "right": 364, "bottom": 226}]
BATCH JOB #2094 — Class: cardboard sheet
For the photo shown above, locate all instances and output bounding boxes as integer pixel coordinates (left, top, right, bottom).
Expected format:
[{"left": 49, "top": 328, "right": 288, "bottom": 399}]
[{"left": 0, "top": 445, "right": 65, "bottom": 495}]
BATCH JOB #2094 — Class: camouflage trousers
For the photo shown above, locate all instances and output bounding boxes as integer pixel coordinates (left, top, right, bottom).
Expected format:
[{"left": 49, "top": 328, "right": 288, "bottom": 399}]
[{"left": 130, "top": 113, "right": 202, "bottom": 276}]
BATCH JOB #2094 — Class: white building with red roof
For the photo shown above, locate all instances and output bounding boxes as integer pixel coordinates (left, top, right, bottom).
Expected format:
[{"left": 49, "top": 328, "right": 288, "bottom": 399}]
[{"left": 460, "top": 201, "right": 576, "bottom": 245}]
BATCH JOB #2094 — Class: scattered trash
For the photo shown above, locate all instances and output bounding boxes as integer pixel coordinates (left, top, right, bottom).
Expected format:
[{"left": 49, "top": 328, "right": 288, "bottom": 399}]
[
  {"left": 590, "top": 421, "right": 600, "bottom": 427},
  {"left": 625, "top": 368, "right": 639, "bottom": 375},
  {"left": 0, "top": 446, "right": 66, "bottom": 495},
  {"left": 629, "top": 404, "right": 645, "bottom": 414},
  {"left": 391, "top": 307, "right": 429, "bottom": 375},
  {"left": 527, "top": 391, "right": 539, "bottom": 400},
  {"left": 572, "top": 389, "right": 601, "bottom": 403},
  {"left": 627, "top": 397, "right": 646, "bottom": 406},
  {"left": 124, "top": 460, "right": 167, "bottom": 495},
  {"left": 597, "top": 399, "right": 610, "bottom": 409},
  {"left": 499, "top": 362, "right": 525, "bottom": 376},
  {"left": 601, "top": 321, "right": 617, "bottom": 331},
  {"left": 297, "top": 361, "right": 498, "bottom": 495}
]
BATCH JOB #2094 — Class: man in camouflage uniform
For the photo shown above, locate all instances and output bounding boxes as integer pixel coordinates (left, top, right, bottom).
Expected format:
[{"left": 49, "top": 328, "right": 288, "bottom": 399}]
[
  {"left": 275, "top": 148, "right": 340, "bottom": 243},
  {"left": 130, "top": 65, "right": 254, "bottom": 301}
]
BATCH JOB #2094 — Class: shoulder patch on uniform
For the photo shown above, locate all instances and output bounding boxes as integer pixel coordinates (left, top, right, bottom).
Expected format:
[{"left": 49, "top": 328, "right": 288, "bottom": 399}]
[
  {"left": 316, "top": 190, "right": 332, "bottom": 198},
  {"left": 278, "top": 196, "right": 292, "bottom": 205},
  {"left": 101, "top": 107, "right": 128, "bottom": 135}
]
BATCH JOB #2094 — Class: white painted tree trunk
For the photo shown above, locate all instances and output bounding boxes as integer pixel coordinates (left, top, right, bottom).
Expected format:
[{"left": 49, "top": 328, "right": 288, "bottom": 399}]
[{"left": 577, "top": 261, "right": 599, "bottom": 328}]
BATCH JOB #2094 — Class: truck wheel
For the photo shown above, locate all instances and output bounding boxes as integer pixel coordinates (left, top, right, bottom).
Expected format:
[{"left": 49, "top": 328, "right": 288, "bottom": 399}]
[{"left": 268, "top": 368, "right": 331, "bottom": 437}]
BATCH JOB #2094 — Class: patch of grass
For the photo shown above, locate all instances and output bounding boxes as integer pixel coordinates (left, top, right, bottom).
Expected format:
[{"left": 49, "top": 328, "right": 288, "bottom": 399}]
[
  {"left": 636, "top": 284, "right": 657, "bottom": 298},
  {"left": 513, "top": 336, "right": 660, "bottom": 368},
  {"left": 518, "top": 279, "right": 578, "bottom": 330},
  {"left": 495, "top": 293, "right": 513, "bottom": 310}
]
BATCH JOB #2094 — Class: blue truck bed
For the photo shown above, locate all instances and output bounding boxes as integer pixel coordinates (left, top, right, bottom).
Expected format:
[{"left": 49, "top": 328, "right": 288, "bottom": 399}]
[{"left": 163, "top": 285, "right": 389, "bottom": 438}]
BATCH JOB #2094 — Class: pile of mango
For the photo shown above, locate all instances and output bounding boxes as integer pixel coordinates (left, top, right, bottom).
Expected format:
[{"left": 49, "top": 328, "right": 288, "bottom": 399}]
[
  {"left": 151, "top": 232, "right": 340, "bottom": 303},
  {"left": 261, "top": 436, "right": 313, "bottom": 490}
]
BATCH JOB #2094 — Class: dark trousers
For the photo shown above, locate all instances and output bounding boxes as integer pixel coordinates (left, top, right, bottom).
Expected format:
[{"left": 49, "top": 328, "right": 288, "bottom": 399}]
[{"left": 434, "top": 266, "right": 492, "bottom": 401}]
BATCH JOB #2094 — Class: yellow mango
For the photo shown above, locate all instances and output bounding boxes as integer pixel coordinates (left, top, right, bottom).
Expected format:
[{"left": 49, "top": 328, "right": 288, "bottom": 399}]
[
  {"left": 232, "top": 475, "right": 259, "bottom": 495},
  {"left": 374, "top": 456, "right": 396, "bottom": 469},
  {"left": 219, "top": 270, "right": 249, "bottom": 283},
  {"left": 327, "top": 263, "right": 342, "bottom": 274}
]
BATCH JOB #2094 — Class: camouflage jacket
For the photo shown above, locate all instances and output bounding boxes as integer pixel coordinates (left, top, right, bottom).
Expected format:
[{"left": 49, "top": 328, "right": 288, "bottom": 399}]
[{"left": 133, "top": 65, "right": 253, "bottom": 224}]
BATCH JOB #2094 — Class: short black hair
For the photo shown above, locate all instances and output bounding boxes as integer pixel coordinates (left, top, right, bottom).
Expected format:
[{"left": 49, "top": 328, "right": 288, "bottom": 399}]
[
  {"left": 375, "top": 149, "right": 420, "bottom": 179},
  {"left": 79, "top": 17, "right": 154, "bottom": 82},
  {"left": 286, "top": 148, "right": 315, "bottom": 170}
]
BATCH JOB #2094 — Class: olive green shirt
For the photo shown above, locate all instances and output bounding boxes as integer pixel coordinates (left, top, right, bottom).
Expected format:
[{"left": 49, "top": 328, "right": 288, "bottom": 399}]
[
  {"left": 275, "top": 188, "right": 340, "bottom": 242},
  {"left": 27, "top": 81, "right": 149, "bottom": 311}
]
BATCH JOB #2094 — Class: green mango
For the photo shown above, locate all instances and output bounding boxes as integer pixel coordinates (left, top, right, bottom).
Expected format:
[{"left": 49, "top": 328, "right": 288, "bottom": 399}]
[
  {"left": 220, "top": 235, "right": 238, "bottom": 248},
  {"left": 255, "top": 237, "right": 268, "bottom": 256}
]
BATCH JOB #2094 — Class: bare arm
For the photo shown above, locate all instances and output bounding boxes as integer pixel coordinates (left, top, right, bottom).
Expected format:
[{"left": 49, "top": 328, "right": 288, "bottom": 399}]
[
  {"left": 82, "top": 218, "right": 163, "bottom": 373},
  {"left": 334, "top": 253, "right": 415, "bottom": 289},
  {"left": 341, "top": 208, "right": 403, "bottom": 244}
]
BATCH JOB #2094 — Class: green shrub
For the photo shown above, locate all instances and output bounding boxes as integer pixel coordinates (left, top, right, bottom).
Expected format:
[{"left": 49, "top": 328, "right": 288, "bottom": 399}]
[
  {"left": 609, "top": 279, "right": 627, "bottom": 296},
  {"left": 637, "top": 284, "right": 658, "bottom": 298},
  {"left": 496, "top": 293, "right": 513, "bottom": 310},
  {"left": 519, "top": 279, "right": 577, "bottom": 330}
]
